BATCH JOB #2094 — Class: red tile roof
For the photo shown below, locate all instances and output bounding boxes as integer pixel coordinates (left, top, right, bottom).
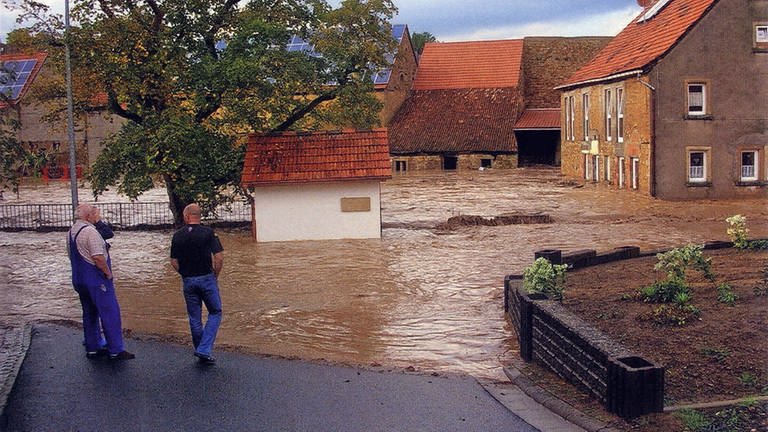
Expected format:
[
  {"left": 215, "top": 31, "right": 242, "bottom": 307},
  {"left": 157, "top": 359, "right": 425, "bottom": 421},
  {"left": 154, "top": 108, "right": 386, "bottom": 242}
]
[
  {"left": 560, "top": 0, "right": 718, "bottom": 88},
  {"left": 0, "top": 52, "right": 47, "bottom": 108},
  {"left": 514, "top": 108, "right": 560, "bottom": 130},
  {"left": 389, "top": 88, "right": 522, "bottom": 154},
  {"left": 412, "top": 40, "right": 524, "bottom": 90},
  {"left": 241, "top": 129, "right": 391, "bottom": 186}
]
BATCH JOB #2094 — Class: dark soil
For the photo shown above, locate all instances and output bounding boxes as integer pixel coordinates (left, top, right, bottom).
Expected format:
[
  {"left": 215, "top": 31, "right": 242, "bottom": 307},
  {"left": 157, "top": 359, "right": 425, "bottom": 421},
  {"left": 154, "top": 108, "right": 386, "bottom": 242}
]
[{"left": 520, "top": 248, "right": 768, "bottom": 431}]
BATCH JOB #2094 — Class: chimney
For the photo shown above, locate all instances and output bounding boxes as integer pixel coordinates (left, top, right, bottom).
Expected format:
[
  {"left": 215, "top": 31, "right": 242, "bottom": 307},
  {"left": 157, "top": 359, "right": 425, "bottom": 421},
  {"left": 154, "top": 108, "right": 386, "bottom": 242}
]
[{"left": 637, "top": 0, "right": 654, "bottom": 7}]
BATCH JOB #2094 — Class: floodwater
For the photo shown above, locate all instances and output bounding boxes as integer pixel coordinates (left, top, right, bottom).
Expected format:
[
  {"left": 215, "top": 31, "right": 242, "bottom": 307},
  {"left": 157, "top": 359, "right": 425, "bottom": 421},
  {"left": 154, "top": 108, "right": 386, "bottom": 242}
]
[{"left": 1, "top": 168, "right": 766, "bottom": 380}]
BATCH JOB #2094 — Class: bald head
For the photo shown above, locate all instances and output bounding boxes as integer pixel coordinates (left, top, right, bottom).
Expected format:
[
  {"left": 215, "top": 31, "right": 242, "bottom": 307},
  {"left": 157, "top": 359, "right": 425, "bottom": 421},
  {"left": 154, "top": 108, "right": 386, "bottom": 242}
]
[
  {"left": 75, "top": 204, "right": 99, "bottom": 222},
  {"left": 183, "top": 203, "right": 202, "bottom": 224}
]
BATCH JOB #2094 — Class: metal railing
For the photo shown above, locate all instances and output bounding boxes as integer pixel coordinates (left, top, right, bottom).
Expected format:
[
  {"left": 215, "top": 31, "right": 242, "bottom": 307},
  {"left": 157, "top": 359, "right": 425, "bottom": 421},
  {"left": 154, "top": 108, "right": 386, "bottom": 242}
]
[{"left": 0, "top": 201, "right": 252, "bottom": 231}]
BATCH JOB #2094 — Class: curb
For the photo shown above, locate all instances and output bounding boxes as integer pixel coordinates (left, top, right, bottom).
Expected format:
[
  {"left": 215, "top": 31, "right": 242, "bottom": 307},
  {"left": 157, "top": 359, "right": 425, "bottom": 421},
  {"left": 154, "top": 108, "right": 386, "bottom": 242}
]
[
  {"left": 0, "top": 323, "right": 32, "bottom": 427},
  {"left": 502, "top": 365, "right": 622, "bottom": 432}
]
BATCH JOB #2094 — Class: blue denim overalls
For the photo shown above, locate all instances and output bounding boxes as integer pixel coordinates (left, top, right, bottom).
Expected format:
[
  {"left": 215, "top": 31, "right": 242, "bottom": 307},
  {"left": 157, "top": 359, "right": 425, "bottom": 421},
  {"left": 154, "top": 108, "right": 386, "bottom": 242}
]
[{"left": 69, "top": 225, "right": 125, "bottom": 355}]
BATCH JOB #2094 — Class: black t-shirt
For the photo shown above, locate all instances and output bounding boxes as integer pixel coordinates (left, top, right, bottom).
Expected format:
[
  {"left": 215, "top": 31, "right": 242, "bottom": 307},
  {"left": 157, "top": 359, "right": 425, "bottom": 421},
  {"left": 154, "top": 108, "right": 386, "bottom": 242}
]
[{"left": 170, "top": 224, "right": 224, "bottom": 277}]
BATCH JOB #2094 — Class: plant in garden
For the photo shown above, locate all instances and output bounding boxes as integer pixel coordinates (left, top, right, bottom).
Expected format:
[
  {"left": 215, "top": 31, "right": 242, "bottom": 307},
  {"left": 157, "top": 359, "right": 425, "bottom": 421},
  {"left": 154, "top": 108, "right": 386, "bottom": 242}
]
[
  {"left": 701, "top": 346, "right": 731, "bottom": 363},
  {"left": 716, "top": 283, "right": 738, "bottom": 306},
  {"left": 677, "top": 409, "right": 710, "bottom": 431},
  {"left": 522, "top": 257, "right": 568, "bottom": 301},
  {"left": 726, "top": 214, "right": 750, "bottom": 249},
  {"left": 725, "top": 215, "right": 768, "bottom": 250},
  {"left": 738, "top": 371, "right": 758, "bottom": 388},
  {"left": 640, "top": 244, "right": 713, "bottom": 305}
]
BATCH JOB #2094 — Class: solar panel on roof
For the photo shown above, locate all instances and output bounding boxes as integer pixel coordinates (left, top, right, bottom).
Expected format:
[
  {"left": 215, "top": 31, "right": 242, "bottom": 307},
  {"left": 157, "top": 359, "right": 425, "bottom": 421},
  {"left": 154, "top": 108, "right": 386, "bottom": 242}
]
[{"left": 0, "top": 59, "right": 38, "bottom": 101}]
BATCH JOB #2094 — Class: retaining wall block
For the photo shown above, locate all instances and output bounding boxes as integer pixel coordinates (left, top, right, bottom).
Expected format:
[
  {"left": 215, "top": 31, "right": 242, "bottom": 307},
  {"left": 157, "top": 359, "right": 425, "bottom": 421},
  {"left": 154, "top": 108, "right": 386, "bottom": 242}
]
[{"left": 607, "top": 356, "right": 665, "bottom": 418}]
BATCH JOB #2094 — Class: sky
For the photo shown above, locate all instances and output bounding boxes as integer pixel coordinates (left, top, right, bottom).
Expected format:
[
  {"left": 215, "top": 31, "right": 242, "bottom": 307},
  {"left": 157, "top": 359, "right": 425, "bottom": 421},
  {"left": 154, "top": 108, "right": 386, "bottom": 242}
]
[{"left": 1, "top": 0, "right": 644, "bottom": 43}]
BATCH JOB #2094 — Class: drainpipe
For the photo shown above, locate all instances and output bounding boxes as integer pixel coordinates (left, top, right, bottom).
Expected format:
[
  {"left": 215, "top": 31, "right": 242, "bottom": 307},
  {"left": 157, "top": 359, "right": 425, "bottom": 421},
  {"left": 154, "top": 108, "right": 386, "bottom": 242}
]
[{"left": 637, "top": 73, "right": 657, "bottom": 197}]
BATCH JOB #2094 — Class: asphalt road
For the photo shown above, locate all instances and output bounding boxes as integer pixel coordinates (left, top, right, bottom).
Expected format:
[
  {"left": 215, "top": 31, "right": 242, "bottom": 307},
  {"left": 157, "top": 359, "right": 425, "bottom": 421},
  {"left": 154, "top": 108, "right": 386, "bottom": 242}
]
[{"left": 2, "top": 324, "right": 538, "bottom": 431}]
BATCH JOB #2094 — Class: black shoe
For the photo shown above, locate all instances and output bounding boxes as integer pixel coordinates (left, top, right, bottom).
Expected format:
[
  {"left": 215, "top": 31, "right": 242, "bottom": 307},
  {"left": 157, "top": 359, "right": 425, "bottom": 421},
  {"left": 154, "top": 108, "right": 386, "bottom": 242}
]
[
  {"left": 86, "top": 348, "right": 109, "bottom": 359},
  {"left": 109, "top": 350, "right": 136, "bottom": 361},
  {"left": 194, "top": 352, "right": 216, "bottom": 364}
]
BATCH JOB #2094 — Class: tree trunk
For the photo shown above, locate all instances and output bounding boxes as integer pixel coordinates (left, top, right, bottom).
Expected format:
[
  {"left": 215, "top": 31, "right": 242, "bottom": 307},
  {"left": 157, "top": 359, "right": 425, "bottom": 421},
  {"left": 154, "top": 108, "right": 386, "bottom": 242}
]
[{"left": 163, "top": 174, "right": 187, "bottom": 227}]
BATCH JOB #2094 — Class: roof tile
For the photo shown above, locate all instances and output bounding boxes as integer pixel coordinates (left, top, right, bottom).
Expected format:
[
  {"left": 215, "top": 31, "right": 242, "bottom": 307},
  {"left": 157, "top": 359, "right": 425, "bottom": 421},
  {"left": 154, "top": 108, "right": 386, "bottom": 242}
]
[
  {"left": 562, "top": 0, "right": 717, "bottom": 87},
  {"left": 413, "top": 40, "right": 524, "bottom": 90},
  {"left": 514, "top": 109, "right": 560, "bottom": 130},
  {"left": 242, "top": 129, "right": 391, "bottom": 186}
]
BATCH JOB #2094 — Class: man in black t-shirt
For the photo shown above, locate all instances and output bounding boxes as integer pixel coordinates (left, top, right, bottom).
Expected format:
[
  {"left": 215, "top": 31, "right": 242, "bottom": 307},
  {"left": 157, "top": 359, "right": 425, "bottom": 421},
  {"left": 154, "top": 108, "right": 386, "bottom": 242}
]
[{"left": 170, "top": 203, "right": 224, "bottom": 364}]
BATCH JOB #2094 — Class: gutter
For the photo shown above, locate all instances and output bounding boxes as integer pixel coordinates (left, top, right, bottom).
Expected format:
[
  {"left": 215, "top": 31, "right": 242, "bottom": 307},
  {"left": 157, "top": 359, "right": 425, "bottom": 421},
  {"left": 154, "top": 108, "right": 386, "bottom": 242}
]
[{"left": 554, "top": 69, "right": 645, "bottom": 91}]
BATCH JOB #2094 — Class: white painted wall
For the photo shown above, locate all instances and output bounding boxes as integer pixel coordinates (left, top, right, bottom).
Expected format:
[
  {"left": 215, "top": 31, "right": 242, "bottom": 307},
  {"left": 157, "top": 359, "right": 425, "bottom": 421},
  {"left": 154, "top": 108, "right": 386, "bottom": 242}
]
[{"left": 252, "top": 180, "right": 383, "bottom": 242}]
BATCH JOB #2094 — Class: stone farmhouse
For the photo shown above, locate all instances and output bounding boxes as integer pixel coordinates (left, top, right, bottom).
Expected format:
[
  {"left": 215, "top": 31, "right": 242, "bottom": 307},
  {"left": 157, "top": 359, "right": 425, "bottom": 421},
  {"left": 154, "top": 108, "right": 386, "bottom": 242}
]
[
  {"left": 0, "top": 52, "right": 124, "bottom": 175},
  {"left": 557, "top": 0, "right": 768, "bottom": 199},
  {"left": 388, "top": 37, "right": 609, "bottom": 172}
]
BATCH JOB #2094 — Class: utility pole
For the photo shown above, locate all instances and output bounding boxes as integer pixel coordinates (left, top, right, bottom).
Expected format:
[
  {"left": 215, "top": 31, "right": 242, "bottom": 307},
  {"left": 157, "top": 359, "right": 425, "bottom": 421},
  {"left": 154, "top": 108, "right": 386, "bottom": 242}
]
[{"left": 65, "top": 0, "right": 79, "bottom": 215}]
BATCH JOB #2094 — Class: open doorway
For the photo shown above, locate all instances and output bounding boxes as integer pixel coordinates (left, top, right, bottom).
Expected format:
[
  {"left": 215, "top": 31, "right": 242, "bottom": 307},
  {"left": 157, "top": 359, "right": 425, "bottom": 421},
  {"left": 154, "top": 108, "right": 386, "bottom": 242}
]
[{"left": 443, "top": 155, "right": 458, "bottom": 170}]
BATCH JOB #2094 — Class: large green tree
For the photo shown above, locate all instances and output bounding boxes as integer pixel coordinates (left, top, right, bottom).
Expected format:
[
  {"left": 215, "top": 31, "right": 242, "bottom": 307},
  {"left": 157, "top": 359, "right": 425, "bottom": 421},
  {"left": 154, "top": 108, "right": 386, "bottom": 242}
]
[
  {"left": 6, "top": 0, "right": 397, "bottom": 224},
  {"left": 410, "top": 31, "right": 437, "bottom": 55}
]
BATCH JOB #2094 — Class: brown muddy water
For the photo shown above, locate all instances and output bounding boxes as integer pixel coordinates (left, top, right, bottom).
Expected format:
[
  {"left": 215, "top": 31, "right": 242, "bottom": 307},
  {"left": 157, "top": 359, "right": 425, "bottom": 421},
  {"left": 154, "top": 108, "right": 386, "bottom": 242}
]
[{"left": 1, "top": 168, "right": 766, "bottom": 380}]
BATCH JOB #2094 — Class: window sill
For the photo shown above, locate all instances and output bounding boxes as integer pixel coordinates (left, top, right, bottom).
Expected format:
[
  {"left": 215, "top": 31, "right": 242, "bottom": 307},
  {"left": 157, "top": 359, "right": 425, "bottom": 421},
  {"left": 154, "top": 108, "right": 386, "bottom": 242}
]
[
  {"left": 754, "top": 47, "right": 768, "bottom": 53},
  {"left": 736, "top": 181, "right": 767, "bottom": 187},
  {"left": 686, "top": 181, "right": 711, "bottom": 187},
  {"left": 684, "top": 114, "right": 714, "bottom": 121}
]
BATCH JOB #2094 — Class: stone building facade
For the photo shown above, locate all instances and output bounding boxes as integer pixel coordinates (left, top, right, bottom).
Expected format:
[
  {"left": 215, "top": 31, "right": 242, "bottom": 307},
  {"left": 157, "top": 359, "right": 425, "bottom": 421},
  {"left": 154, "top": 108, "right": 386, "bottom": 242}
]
[{"left": 558, "top": 0, "right": 768, "bottom": 199}]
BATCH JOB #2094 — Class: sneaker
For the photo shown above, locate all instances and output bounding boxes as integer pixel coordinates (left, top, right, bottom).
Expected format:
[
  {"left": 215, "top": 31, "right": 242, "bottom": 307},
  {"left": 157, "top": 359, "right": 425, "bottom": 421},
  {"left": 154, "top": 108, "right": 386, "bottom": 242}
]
[
  {"left": 194, "top": 352, "right": 216, "bottom": 364},
  {"left": 109, "top": 350, "right": 136, "bottom": 361},
  {"left": 86, "top": 348, "right": 109, "bottom": 359}
]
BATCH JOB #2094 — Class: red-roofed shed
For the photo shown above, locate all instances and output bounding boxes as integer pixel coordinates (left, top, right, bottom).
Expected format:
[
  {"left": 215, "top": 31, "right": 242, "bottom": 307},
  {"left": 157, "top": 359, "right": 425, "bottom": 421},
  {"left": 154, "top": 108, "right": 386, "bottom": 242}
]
[{"left": 241, "top": 129, "right": 391, "bottom": 242}]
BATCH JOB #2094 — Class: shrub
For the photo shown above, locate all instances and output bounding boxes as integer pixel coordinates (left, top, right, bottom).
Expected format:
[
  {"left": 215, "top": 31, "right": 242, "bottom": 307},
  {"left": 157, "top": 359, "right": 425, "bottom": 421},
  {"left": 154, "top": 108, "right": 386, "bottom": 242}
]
[
  {"left": 654, "top": 244, "right": 714, "bottom": 282},
  {"left": 726, "top": 214, "right": 749, "bottom": 249},
  {"left": 641, "top": 278, "right": 690, "bottom": 303},
  {"left": 716, "top": 283, "right": 738, "bottom": 306},
  {"left": 523, "top": 257, "right": 568, "bottom": 301}
]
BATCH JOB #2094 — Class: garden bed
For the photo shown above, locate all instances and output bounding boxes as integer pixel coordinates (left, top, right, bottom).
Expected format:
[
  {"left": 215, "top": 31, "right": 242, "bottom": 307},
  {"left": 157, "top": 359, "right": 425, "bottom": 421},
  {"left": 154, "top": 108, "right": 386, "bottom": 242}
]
[{"left": 557, "top": 247, "right": 768, "bottom": 430}]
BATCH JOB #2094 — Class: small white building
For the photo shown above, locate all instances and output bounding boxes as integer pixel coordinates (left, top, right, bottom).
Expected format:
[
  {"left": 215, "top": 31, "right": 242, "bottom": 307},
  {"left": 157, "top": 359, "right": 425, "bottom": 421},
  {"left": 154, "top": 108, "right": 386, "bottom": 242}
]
[{"left": 241, "top": 129, "right": 392, "bottom": 242}]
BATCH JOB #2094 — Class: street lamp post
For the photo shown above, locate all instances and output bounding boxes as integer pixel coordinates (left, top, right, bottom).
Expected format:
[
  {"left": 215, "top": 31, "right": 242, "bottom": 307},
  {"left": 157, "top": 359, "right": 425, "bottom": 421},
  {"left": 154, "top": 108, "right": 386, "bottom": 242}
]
[{"left": 65, "top": 0, "right": 79, "bottom": 215}]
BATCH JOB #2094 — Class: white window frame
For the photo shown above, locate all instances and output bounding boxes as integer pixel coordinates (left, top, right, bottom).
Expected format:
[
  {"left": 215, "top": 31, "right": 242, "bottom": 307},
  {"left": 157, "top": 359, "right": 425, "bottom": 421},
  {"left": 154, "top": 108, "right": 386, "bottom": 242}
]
[
  {"left": 616, "top": 88, "right": 624, "bottom": 143},
  {"left": 604, "top": 156, "right": 611, "bottom": 182},
  {"left": 583, "top": 93, "right": 590, "bottom": 141},
  {"left": 630, "top": 157, "right": 640, "bottom": 190},
  {"left": 740, "top": 150, "right": 759, "bottom": 181},
  {"left": 618, "top": 157, "right": 625, "bottom": 188},
  {"left": 687, "top": 150, "right": 708, "bottom": 183},
  {"left": 605, "top": 89, "right": 612, "bottom": 142},
  {"left": 687, "top": 83, "right": 707, "bottom": 116},
  {"left": 757, "top": 25, "right": 768, "bottom": 43}
]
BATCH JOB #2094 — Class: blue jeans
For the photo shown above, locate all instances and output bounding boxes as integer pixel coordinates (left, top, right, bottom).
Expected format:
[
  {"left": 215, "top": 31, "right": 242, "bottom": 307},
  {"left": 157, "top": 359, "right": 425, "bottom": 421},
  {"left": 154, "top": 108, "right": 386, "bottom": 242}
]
[{"left": 182, "top": 274, "right": 222, "bottom": 357}]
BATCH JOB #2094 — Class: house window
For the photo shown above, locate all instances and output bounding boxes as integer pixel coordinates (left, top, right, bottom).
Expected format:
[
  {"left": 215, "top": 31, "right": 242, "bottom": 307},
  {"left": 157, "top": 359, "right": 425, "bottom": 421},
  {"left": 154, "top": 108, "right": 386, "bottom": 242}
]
[
  {"left": 592, "top": 155, "right": 600, "bottom": 182},
  {"left": 569, "top": 96, "right": 575, "bottom": 140},
  {"left": 604, "top": 156, "right": 611, "bottom": 182},
  {"left": 741, "top": 151, "right": 758, "bottom": 181},
  {"left": 687, "top": 150, "right": 708, "bottom": 183},
  {"left": 616, "top": 88, "right": 624, "bottom": 143},
  {"left": 630, "top": 157, "right": 640, "bottom": 190},
  {"left": 687, "top": 83, "right": 707, "bottom": 115},
  {"left": 605, "top": 89, "right": 612, "bottom": 142},
  {"left": 584, "top": 154, "right": 590, "bottom": 180},
  {"left": 583, "top": 93, "right": 590, "bottom": 141},
  {"left": 756, "top": 25, "right": 768, "bottom": 42},
  {"left": 481, "top": 158, "right": 492, "bottom": 168},
  {"left": 756, "top": 24, "right": 768, "bottom": 51},
  {"left": 618, "top": 157, "right": 625, "bottom": 188},
  {"left": 394, "top": 160, "right": 407, "bottom": 172}
]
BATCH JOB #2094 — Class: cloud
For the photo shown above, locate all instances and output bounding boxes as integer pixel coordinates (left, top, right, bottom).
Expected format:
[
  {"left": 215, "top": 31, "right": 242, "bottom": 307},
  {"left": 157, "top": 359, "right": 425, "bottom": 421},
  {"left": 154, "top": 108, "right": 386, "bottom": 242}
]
[{"left": 436, "top": 6, "right": 642, "bottom": 41}]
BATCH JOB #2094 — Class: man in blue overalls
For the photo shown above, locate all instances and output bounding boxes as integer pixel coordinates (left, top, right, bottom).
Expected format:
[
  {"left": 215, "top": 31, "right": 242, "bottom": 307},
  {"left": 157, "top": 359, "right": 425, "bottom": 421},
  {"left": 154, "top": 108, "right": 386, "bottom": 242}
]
[{"left": 68, "top": 204, "right": 135, "bottom": 360}]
